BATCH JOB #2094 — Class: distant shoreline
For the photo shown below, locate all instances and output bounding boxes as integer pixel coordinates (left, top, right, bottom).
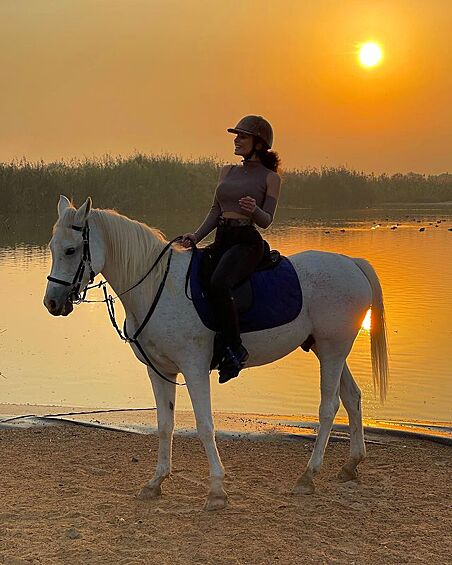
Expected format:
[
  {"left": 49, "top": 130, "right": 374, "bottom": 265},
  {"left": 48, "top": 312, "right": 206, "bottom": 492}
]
[
  {"left": 281, "top": 201, "right": 452, "bottom": 210},
  {"left": 380, "top": 201, "right": 452, "bottom": 207}
]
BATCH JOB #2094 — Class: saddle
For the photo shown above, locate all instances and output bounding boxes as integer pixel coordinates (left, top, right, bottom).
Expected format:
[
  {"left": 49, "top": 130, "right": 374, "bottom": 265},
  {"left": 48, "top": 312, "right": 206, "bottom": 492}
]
[
  {"left": 230, "top": 242, "right": 282, "bottom": 313},
  {"left": 189, "top": 242, "right": 303, "bottom": 335}
]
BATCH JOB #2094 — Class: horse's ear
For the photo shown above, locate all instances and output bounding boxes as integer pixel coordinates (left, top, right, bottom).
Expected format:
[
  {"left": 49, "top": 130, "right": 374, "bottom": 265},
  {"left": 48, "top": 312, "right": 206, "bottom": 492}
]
[
  {"left": 58, "top": 195, "right": 71, "bottom": 218},
  {"left": 73, "top": 197, "right": 92, "bottom": 226}
]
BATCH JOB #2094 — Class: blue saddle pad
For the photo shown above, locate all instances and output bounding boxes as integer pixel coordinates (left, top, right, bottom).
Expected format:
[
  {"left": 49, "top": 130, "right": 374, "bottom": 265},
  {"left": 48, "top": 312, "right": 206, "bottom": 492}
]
[{"left": 189, "top": 249, "right": 303, "bottom": 333}]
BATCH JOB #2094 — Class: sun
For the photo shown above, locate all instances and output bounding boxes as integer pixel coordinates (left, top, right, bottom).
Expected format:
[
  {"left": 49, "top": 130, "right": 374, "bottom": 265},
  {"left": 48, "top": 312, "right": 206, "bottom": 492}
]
[{"left": 358, "top": 42, "right": 383, "bottom": 68}]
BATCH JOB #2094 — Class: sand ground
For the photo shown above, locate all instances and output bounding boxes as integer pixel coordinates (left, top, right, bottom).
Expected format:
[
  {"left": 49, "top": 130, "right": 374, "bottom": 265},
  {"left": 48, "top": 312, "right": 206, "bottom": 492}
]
[{"left": 0, "top": 425, "right": 451, "bottom": 565}]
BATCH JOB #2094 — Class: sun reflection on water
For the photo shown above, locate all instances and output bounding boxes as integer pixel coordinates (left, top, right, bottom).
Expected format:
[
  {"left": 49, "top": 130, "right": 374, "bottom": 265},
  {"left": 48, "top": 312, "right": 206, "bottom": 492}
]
[{"left": 361, "top": 308, "right": 371, "bottom": 331}]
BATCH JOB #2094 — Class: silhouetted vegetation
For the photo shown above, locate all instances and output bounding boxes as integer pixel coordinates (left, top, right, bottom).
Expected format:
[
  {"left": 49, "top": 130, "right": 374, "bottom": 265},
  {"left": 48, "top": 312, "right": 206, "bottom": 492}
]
[
  {"left": 282, "top": 167, "right": 452, "bottom": 208},
  {"left": 1, "top": 154, "right": 451, "bottom": 218}
]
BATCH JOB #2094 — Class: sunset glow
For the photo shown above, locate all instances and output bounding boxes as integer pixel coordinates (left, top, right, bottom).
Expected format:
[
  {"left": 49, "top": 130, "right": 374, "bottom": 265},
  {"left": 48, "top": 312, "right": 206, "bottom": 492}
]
[
  {"left": 0, "top": 2, "right": 451, "bottom": 173},
  {"left": 359, "top": 42, "right": 383, "bottom": 67}
]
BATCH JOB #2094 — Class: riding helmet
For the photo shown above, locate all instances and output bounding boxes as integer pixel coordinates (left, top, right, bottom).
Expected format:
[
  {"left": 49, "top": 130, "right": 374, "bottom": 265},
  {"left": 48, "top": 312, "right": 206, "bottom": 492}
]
[{"left": 227, "top": 115, "right": 273, "bottom": 149}]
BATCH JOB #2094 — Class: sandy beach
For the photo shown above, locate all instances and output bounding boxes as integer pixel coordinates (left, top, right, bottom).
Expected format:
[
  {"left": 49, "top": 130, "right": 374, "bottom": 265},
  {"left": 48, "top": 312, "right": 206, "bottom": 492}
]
[{"left": 1, "top": 423, "right": 451, "bottom": 565}]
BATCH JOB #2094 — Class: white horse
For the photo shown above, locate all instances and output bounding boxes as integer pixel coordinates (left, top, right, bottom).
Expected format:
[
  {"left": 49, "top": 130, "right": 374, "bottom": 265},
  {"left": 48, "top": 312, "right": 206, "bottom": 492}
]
[{"left": 44, "top": 196, "right": 389, "bottom": 511}]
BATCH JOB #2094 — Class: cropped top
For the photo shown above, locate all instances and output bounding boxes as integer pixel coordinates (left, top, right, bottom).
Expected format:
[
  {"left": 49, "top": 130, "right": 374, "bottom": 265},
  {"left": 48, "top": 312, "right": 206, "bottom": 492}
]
[{"left": 194, "top": 160, "right": 278, "bottom": 242}]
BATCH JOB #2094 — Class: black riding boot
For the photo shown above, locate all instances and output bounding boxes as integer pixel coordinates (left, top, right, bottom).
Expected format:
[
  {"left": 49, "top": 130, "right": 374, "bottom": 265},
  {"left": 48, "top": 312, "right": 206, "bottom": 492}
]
[
  {"left": 210, "top": 292, "right": 249, "bottom": 383},
  {"left": 218, "top": 343, "right": 249, "bottom": 384}
]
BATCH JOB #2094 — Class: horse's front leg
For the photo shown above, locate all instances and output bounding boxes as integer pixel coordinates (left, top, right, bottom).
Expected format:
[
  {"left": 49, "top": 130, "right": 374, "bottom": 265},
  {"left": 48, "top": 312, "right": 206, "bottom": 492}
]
[
  {"left": 183, "top": 365, "right": 227, "bottom": 511},
  {"left": 137, "top": 366, "right": 176, "bottom": 500}
]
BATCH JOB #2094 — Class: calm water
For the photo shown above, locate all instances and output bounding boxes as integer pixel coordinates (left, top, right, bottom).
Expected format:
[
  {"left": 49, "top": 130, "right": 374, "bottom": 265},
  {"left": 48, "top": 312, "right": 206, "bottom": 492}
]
[{"left": 1, "top": 207, "right": 451, "bottom": 424}]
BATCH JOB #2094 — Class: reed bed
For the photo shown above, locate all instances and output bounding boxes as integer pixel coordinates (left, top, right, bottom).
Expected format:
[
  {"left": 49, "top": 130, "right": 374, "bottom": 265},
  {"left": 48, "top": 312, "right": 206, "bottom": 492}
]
[{"left": 1, "top": 153, "right": 451, "bottom": 217}]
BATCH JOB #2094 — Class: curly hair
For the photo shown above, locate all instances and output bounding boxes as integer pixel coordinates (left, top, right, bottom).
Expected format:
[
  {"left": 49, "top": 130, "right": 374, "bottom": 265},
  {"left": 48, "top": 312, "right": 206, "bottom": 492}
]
[{"left": 255, "top": 145, "right": 281, "bottom": 173}]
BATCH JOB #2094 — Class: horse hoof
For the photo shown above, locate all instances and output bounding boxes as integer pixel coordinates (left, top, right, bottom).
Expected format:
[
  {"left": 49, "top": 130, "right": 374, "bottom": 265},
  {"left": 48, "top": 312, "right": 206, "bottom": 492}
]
[
  {"left": 136, "top": 484, "right": 161, "bottom": 500},
  {"left": 294, "top": 480, "right": 315, "bottom": 495},
  {"left": 204, "top": 493, "right": 228, "bottom": 511},
  {"left": 338, "top": 465, "right": 358, "bottom": 482}
]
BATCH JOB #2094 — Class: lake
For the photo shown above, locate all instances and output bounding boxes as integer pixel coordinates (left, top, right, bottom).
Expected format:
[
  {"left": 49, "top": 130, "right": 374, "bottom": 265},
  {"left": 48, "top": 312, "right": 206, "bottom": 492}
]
[{"left": 0, "top": 205, "right": 451, "bottom": 426}]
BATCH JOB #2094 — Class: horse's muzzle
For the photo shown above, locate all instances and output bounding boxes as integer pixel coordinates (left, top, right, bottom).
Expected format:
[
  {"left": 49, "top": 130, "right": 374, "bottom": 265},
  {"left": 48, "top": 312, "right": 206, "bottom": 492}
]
[{"left": 44, "top": 297, "right": 74, "bottom": 317}]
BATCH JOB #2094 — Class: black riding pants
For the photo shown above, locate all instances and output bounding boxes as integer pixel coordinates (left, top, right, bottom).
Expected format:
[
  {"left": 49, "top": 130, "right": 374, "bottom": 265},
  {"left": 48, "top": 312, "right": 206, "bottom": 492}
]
[{"left": 203, "top": 224, "right": 265, "bottom": 350}]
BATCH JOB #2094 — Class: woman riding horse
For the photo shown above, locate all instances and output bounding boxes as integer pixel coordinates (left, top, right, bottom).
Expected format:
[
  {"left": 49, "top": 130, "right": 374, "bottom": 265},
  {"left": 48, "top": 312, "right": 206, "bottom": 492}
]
[{"left": 181, "top": 115, "right": 282, "bottom": 383}]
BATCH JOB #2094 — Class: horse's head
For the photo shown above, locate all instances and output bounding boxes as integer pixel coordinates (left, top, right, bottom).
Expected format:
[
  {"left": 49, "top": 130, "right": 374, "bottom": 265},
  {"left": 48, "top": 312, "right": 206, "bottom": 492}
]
[{"left": 44, "top": 195, "right": 105, "bottom": 316}]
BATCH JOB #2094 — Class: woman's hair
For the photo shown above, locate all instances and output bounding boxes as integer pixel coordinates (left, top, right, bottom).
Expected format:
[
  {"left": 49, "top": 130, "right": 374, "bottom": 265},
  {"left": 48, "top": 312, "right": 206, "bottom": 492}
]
[{"left": 255, "top": 143, "right": 281, "bottom": 173}]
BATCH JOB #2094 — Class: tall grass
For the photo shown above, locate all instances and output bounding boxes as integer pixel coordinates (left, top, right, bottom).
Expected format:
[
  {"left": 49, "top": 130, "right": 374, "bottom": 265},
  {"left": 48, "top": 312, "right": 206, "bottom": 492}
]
[
  {"left": 1, "top": 153, "right": 451, "bottom": 217},
  {"left": 0, "top": 154, "right": 220, "bottom": 217}
]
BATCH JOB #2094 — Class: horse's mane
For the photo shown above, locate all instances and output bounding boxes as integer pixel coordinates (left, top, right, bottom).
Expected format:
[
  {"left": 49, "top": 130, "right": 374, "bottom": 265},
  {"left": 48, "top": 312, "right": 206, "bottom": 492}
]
[{"left": 57, "top": 206, "right": 177, "bottom": 294}]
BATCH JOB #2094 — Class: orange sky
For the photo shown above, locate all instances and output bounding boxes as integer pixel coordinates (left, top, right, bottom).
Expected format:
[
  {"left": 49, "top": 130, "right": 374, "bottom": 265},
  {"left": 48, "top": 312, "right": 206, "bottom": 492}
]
[{"left": 0, "top": 0, "right": 450, "bottom": 173}]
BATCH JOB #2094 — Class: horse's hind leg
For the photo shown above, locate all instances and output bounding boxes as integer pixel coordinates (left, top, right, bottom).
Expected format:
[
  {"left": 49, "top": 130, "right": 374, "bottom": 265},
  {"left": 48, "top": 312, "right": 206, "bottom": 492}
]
[
  {"left": 295, "top": 339, "right": 345, "bottom": 495},
  {"left": 137, "top": 367, "right": 176, "bottom": 500},
  {"left": 338, "top": 362, "right": 366, "bottom": 481}
]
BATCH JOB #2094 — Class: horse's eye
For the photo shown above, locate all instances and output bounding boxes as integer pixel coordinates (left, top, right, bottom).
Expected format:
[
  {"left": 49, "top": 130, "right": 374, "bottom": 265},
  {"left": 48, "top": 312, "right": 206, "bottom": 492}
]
[{"left": 65, "top": 247, "right": 76, "bottom": 256}]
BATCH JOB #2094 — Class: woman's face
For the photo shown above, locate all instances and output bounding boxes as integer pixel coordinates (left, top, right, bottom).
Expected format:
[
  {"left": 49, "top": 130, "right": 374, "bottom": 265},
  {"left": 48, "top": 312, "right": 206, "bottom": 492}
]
[{"left": 233, "top": 132, "right": 262, "bottom": 157}]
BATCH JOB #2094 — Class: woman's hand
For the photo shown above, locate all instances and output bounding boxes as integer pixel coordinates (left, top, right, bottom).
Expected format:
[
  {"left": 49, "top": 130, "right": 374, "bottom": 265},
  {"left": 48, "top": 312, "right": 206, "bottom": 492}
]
[
  {"left": 180, "top": 233, "right": 197, "bottom": 248},
  {"left": 239, "top": 196, "right": 257, "bottom": 215}
]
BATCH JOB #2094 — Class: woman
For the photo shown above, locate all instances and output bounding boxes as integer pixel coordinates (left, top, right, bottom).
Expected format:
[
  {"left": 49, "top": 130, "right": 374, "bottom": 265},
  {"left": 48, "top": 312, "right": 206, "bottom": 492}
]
[{"left": 181, "top": 115, "right": 282, "bottom": 383}]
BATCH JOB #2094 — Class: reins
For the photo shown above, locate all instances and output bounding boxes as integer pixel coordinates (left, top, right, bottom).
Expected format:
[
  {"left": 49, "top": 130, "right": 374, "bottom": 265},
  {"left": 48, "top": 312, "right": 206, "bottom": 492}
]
[{"left": 47, "top": 223, "right": 198, "bottom": 387}]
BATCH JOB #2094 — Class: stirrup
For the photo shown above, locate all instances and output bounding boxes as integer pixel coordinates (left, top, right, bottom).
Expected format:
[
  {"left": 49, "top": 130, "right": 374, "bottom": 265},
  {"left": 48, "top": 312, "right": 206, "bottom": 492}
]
[
  {"left": 218, "top": 345, "right": 249, "bottom": 384},
  {"left": 223, "top": 346, "right": 247, "bottom": 369}
]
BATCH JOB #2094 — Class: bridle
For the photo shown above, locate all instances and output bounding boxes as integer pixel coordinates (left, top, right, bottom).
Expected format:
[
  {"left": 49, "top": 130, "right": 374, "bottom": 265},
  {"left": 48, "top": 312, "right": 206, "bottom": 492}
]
[
  {"left": 46, "top": 222, "right": 95, "bottom": 304},
  {"left": 47, "top": 220, "right": 194, "bottom": 386}
]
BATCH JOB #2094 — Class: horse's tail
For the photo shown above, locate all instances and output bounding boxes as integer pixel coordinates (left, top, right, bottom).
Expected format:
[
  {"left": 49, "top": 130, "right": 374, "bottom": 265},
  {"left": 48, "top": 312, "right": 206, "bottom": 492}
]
[{"left": 352, "top": 258, "right": 389, "bottom": 402}]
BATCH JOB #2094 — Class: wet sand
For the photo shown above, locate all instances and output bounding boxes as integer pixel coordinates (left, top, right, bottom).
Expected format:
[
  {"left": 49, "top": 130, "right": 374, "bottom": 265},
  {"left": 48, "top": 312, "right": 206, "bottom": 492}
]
[
  {"left": 1, "top": 404, "right": 451, "bottom": 443},
  {"left": 1, "top": 425, "right": 451, "bottom": 564}
]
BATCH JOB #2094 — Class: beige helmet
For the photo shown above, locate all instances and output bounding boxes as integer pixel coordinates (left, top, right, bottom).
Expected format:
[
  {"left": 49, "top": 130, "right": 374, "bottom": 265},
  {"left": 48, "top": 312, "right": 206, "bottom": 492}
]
[{"left": 227, "top": 115, "right": 273, "bottom": 149}]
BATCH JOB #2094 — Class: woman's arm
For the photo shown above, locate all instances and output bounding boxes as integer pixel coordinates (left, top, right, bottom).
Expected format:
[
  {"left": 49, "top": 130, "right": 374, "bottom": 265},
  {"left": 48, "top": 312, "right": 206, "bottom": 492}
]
[
  {"left": 193, "top": 196, "right": 221, "bottom": 243},
  {"left": 193, "top": 165, "right": 233, "bottom": 243},
  {"left": 249, "top": 172, "right": 281, "bottom": 229}
]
